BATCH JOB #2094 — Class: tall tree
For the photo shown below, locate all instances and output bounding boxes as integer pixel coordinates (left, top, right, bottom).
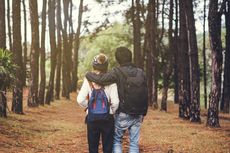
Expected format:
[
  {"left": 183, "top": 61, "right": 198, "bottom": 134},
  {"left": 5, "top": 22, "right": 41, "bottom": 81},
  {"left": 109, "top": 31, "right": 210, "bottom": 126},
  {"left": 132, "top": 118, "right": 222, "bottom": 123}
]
[
  {"left": 28, "top": 0, "right": 40, "bottom": 107},
  {"left": 45, "top": 0, "right": 57, "bottom": 104},
  {"left": 221, "top": 0, "right": 230, "bottom": 113},
  {"left": 185, "top": 0, "right": 201, "bottom": 122},
  {"left": 206, "top": 0, "right": 223, "bottom": 127},
  {"left": 144, "top": 0, "right": 156, "bottom": 108},
  {"left": 38, "top": 0, "right": 47, "bottom": 105},
  {"left": 22, "top": 0, "right": 27, "bottom": 86},
  {"left": 203, "top": 0, "right": 208, "bottom": 109},
  {"left": 72, "top": 0, "right": 84, "bottom": 92},
  {"left": 0, "top": 0, "right": 6, "bottom": 117},
  {"left": 12, "top": 0, "right": 23, "bottom": 114},
  {"left": 178, "top": 0, "right": 190, "bottom": 119},
  {"left": 161, "top": 0, "right": 174, "bottom": 111},
  {"left": 55, "top": 0, "right": 62, "bottom": 99},
  {"left": 0, "top": 0, "right": 6, "bottom": 50},
  {"left": 62, "top": 0, "right": 71, "bottom": 99},
  {"left": 173, "top": 0, "right": 179, "bottom": 104},
  {"left": 7, "top": 0, "right": 12, "bottom": 51},
  {"left": 132, "top": 0, "right": 142, "bottom": 68}
]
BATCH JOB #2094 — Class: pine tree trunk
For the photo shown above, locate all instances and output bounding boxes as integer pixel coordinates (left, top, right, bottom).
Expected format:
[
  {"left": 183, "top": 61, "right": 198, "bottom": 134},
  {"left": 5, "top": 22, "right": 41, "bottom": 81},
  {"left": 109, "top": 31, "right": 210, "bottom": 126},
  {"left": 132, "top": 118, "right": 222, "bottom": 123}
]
[
  {"left": 38, "top": 0, "right": 47, "bottom": 105},
  {"left": 161, "top": 0, "right": 174, "bottom": 111},
  {"left": 68, "top": 0, "right": 73, "bottom": 92},
  {"left": 132, "top": 0, "right": 142, "bottom": 68},
  {"left": 7, "top": 0, "right": 12, "bottom": 51},
  {"left": 178, "top": 0, "right": 190, "bottom": 119},
  {"left": 0, "top": 0, "right": 6, "bottom": 50},
  {"left": 72, "top": 0, "right": 83, "bottom": 92},
  {"left": 144, "top": 0, "right": 156, "bottom": 108},
  {"left": 173, "top": 0, "right": 179, "bottom": 104},
  {"left": 203, "top": 0, "right": 208, "bottom": 109},
  {"left": 185, "top": 0, "right": 201, "bottom": 122},
  {"left": 221, "top": 1, "right": 230, "bottom": 113},
  {"left": 22, "top": 0, "right": 27, "bottom": 87},
  {"left": 206, "top": 0, "right": 222, "bottom": 127},
  {"left": 28, "top": 0, "right": 40, "bottom": 107},
  {"left": 0, "top": 0, "right": 7, "bottom": 117},
  {"left": 55, "top": 0, "right": 62, "bottom": 100},
  {"left": 12, "top": 0, "right": 23, "bottom": 114},
  {"left": 45, "top": 0, "right": 57, "bottom": 104},
  {"left": 0, "top": 90, "right": 7, "bottom": 117},
  {"left": 62, "top": 0, "right": 71, "bottom": 99}
]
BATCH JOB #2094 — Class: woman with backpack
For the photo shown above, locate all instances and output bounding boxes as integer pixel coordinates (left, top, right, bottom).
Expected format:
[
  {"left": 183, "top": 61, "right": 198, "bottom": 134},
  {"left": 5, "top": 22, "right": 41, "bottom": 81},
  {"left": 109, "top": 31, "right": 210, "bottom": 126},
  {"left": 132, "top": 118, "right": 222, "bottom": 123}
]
[{"left": 77, "top": 53, "right": 119, "bottom": 153}]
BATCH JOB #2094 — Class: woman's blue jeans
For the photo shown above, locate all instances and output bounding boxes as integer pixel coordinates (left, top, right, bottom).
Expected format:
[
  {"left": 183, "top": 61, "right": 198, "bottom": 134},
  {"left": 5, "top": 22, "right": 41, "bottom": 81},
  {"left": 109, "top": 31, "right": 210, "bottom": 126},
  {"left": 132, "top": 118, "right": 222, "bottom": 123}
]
[{"left": 113, "top": 112, "right": 143, "bottom": 153}]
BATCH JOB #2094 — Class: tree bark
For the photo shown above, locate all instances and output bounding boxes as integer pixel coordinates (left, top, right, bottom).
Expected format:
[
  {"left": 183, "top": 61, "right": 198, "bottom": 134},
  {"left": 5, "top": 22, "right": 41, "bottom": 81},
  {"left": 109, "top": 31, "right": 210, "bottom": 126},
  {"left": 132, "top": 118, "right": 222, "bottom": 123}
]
[
  {"left": 132, "top": 0, "right": 142, "bottom": 68},
  {"left": 185, "top": 0, "right": 201, "bottom": 122},
  {"left": 203, "top": 0, "right": 208, "bottom": 109},
  {"left": 178, "top": 0, "right": 190, "bottom": 119},
  {"left": 62, "top": 0, "right": 72, "bottom": 99},
  {"left": 22, "top": 0, "right": 27, "bottom": 87},
  {"left": 161, "top": 0, "right": 174, "bottom": 112},
  {"left": 144, "top": 0, "right": 156, "bottom": 107},
  {"left": 0, "top": 0, "right": 6, "bottom": 50},
  {"left": 221, "top": 0, "right": 230, "bottom": 113},
  {"left": 38, "top": 0, "right": 47, "bottom": 105},
  {"left": 206, "top": 0, "right": 222, "bottom": 127},
  {"left": 55, "top": 0, "right": 62, "bottom": 100},
  {"left": 0, "top": 0, "right": 6, "bottom": 117},
  {"left": 72, "top": 0, "right": 83, "bottom": 92},
  {"left": 12, "top": 0, "right": 23, "bottom": 114},
  {"left": 7, "top": 0, "right": 12, "bottom": 51},
  {"left": 45, "top": 0, "right": 57, "bottom": 104},
  {"left": 173, "top": 0, "right": 179, "bottom": 104},
  {"left": 27, "top": 0, "right": 40, "bottom": 107}
]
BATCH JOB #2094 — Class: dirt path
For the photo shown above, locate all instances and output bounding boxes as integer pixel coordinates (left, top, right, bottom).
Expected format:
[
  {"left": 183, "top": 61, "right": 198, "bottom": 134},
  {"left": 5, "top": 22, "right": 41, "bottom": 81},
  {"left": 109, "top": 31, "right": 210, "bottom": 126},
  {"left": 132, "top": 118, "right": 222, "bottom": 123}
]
[{"left": 0, "top": 92, "right": 230, "bottom": 153}]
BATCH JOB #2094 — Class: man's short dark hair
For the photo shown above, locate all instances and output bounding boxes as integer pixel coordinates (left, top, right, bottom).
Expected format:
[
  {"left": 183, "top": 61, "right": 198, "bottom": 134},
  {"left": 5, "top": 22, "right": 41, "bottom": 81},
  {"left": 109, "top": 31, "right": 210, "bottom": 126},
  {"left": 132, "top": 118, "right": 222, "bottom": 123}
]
[{"left": 115, "top": 47, "right": 132, "bottom": 65}]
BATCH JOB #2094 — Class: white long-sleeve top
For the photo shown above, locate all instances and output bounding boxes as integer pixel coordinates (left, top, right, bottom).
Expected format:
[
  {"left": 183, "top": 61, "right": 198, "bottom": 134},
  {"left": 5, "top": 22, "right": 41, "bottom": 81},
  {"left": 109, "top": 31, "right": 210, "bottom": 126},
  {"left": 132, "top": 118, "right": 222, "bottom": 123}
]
[{"left": 77, "top": 77, "right": 119, "bottom": 114}]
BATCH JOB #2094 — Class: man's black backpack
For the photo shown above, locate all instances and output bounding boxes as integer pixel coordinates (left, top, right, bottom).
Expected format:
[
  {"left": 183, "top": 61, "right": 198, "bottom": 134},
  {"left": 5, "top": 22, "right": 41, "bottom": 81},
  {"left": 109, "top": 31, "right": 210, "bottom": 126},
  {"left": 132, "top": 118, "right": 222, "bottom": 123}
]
[{"left": 117, "top": 67, "right": 148, "bottom": 115}]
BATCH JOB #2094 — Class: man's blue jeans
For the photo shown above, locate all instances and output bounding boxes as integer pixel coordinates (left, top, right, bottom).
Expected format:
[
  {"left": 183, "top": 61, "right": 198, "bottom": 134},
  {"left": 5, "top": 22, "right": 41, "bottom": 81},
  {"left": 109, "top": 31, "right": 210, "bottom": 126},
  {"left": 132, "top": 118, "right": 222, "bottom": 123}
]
[{"left": 113, "top": 112, "right": 143, "bottom": 153}]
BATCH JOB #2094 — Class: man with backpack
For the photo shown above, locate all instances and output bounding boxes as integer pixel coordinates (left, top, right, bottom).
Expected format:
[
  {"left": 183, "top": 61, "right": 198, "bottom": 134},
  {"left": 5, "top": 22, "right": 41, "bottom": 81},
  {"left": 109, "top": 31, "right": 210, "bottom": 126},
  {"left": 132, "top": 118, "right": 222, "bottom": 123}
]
[
  {"left": 86, "top": 47, "right": 148, "bottom": 153},
  {"left": 77, "top": 53, "right": 120, "bottom": 153}
]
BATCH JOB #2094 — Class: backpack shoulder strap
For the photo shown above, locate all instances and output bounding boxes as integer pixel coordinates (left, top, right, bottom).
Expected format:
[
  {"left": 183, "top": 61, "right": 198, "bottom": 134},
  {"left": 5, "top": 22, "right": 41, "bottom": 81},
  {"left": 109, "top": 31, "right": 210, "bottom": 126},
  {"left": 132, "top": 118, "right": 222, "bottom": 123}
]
[{"left": 116, "top": 67, "right": 128, "bottom": 79}]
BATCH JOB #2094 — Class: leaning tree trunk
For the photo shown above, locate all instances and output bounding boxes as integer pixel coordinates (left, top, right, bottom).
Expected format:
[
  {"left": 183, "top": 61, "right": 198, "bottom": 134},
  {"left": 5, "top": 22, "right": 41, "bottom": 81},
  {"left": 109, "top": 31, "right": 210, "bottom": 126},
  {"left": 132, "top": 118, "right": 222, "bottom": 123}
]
[
  {"left": 7, "top": 0, "right": 12, "bottom": 51},
  {"left": 161, "top": 0, "right": 174, "bottom": 111},
  {"left": 12, "top": 0, "right": 23, "bottom": 114},
  {"left": 185, "top": 0, "right": 201, "bottom": 123},
  {"left": 55, "top": 0, "right": 62, "bottom": 100},
  {"left": 38, "top": 0, "right": 47, "bottom": 105},
  {"left": 45, "top": 0, "right": 57, "bottom": 104},
  {"left": 72, "top": 0, "right": 83, "bottom": 92},
  {"left": 206, "top": 0, "right": 222, "bottom": 127},
  {"left": 178, "top": 0, "right": 190, "bottom": 119},
  {"left": 28, "top": 0, "right": 40, "bottom": 107},
  {"left": 0, "top": 0, "right": 6, "bottom": 50},
  {"left": 221, "top": 0, "right": 230, "bottom": 113},
  {"left": 22, "top": 0, "right": 27, "bottom": 87}
]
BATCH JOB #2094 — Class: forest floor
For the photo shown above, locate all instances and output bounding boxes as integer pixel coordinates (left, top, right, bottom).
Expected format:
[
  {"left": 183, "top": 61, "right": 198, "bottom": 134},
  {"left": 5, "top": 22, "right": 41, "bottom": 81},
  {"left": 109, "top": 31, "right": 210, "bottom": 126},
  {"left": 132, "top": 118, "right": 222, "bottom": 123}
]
[{"left": 0, "top": 89, "right": 230, "bottom": 153}]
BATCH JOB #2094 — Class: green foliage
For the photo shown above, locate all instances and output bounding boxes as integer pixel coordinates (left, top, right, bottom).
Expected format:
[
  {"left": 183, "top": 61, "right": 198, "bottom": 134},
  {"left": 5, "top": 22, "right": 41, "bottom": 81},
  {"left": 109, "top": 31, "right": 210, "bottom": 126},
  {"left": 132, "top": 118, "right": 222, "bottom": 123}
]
[
  {"left": 78, "top": 23, "right": 133, "bottom": 79},
  {"left": 0, "top": 48, "right": 17, "bottom": 90}
]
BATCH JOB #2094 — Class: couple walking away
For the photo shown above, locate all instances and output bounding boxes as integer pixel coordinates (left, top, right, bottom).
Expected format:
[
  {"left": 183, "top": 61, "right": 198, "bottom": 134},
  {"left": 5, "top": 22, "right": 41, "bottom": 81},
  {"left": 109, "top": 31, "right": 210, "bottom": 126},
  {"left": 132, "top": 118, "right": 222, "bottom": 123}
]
[{"left": 77, "top": 47, "right": 148, "bottom": 153}]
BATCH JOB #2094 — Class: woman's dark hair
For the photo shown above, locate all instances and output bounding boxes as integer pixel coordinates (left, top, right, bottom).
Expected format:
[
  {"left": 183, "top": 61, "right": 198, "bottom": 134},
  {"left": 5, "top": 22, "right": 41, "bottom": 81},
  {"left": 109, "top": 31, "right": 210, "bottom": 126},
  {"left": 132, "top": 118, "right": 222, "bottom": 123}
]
[
  {"left": 115, "top": 47, "right": 132, "bottom": 65},
  {"left": 92, "top": 53, "right": 108, "bottom": 73}
]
